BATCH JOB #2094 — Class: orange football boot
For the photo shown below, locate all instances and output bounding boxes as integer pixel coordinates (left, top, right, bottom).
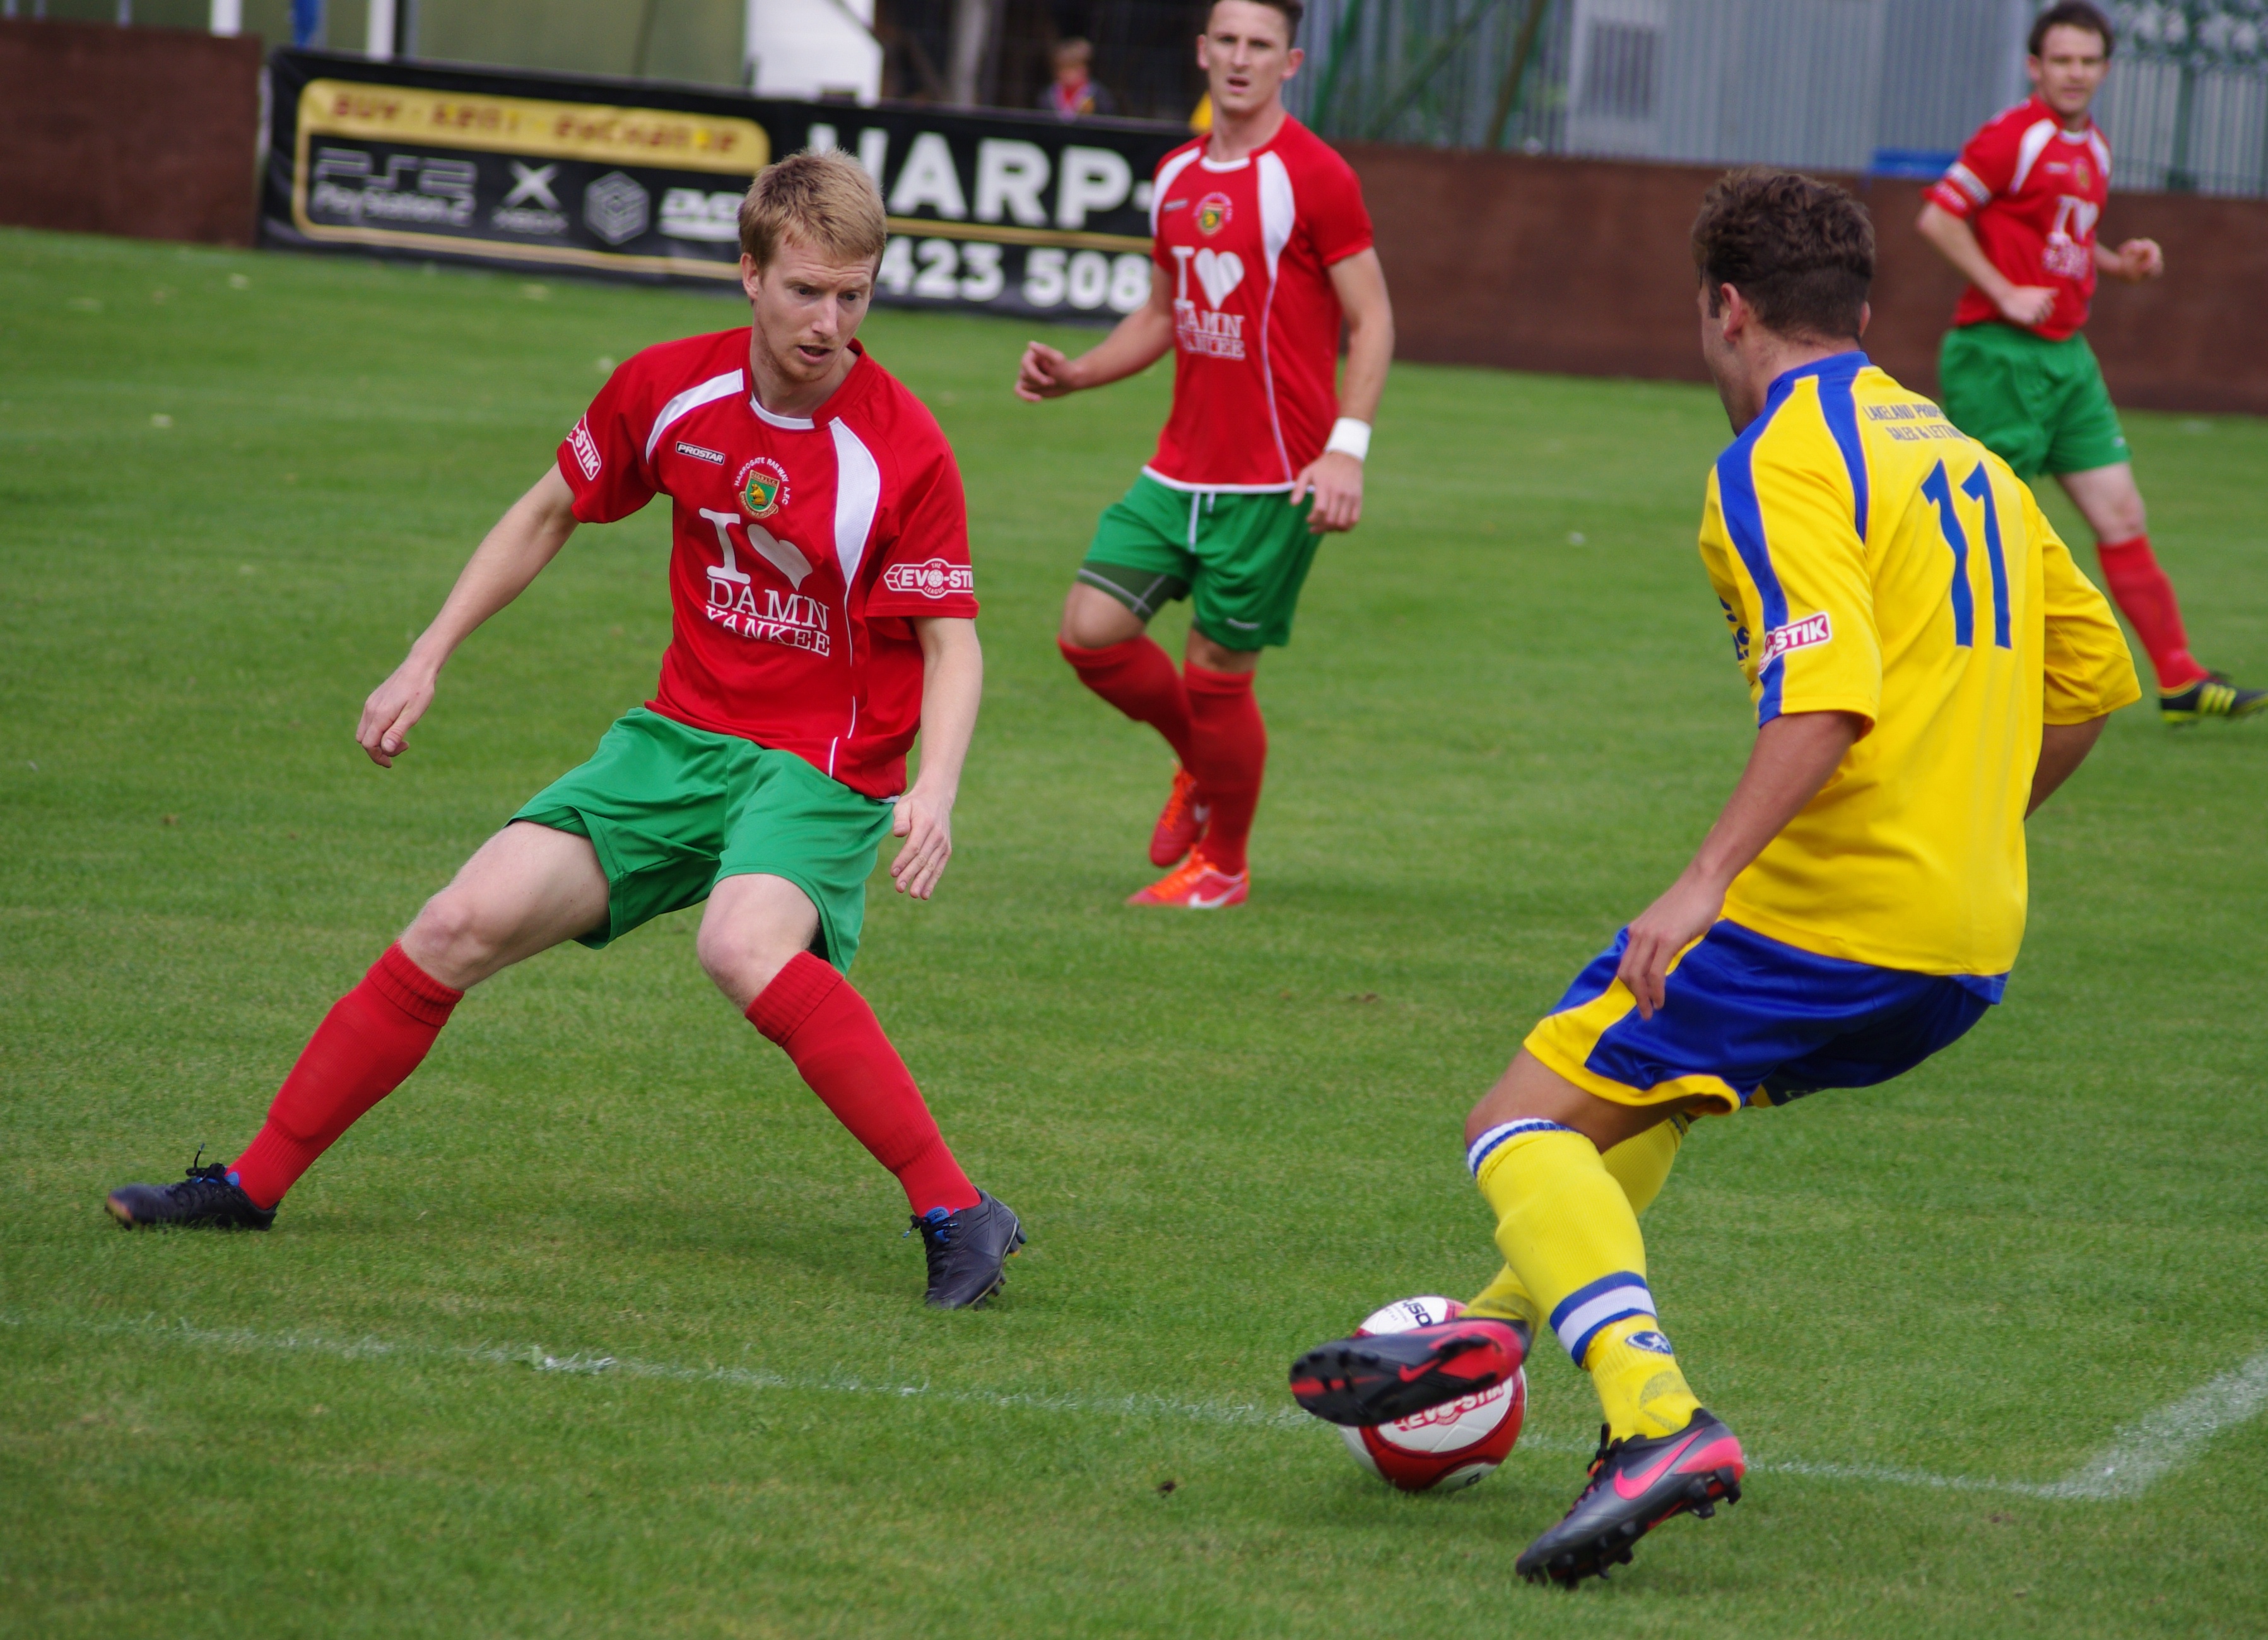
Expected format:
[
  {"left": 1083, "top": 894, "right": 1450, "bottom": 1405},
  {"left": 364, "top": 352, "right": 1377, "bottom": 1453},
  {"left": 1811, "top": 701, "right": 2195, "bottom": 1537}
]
[
  {"left": 1126, "top": 846, "right": 1248, "bottom": 908},
  {"left": 1149, "top": 767, "right": 1210, "bottom": 866}
]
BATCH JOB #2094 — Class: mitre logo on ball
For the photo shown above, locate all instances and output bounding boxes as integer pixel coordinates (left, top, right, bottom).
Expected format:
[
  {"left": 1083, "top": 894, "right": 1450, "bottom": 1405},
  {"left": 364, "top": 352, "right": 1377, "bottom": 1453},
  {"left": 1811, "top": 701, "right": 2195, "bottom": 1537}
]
[{"left": 1337, "top": 1297, "right": 1526, "bottom": 1493}]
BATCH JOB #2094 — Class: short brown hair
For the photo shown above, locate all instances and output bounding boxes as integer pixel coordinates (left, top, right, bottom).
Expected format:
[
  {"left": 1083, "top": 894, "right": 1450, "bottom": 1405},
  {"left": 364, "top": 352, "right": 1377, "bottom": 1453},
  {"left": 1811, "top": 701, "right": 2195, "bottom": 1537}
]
[
  {"left": 2029, "top": 1, "right": 2113, "bottom": 59},
  {"left": 1691, "top": 168, "right": 1874, "bottom": 342},
  {"left": 739, "top": 149, "right": 888, "bottom": 269},
  {"left": 1209, "top": 0, "right": 1304, "bottom": 42}
]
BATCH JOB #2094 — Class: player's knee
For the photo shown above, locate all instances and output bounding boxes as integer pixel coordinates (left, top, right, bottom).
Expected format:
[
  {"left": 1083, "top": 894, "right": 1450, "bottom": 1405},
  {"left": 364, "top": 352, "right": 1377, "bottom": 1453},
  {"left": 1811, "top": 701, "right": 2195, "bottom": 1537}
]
[
  {"left": 1060, "top": 583, "right": 1143, "bottom": 649},
  {"left": 404, "top": 887, "right": 503, "bottom": 983},
  {"left": 695, "top": 919, "right": 799, "bottom": 1005}
]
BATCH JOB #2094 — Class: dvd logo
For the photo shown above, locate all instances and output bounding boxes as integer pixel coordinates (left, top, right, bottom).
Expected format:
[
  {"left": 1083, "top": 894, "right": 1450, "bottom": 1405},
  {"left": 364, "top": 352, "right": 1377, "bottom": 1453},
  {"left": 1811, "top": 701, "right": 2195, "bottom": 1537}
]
[{"left": 661, "top": 188, "right": 744, "bottom": 243}]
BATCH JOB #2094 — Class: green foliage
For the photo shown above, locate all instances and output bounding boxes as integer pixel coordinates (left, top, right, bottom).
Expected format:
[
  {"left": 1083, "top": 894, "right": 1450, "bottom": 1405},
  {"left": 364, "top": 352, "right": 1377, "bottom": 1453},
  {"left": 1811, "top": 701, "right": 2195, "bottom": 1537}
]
[{"left": 2, "top": 229, "right": 2265, "bottom": 1637}]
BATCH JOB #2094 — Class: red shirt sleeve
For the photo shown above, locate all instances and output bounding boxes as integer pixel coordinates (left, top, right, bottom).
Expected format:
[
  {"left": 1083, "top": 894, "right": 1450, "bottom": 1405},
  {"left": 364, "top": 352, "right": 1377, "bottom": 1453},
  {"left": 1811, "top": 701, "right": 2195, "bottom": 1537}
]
[
  {"left": 1927, "top": 115, "right": 2017, "bottom": 220},
  {"left": 556, "top": 358, "right": 659, "bottom": 523},
  {"left": 1303, "top": 148, "right": 1374, "bottom": 266},
  {"left": 866, "top": 426, "right": 979, "bottom": 620}
]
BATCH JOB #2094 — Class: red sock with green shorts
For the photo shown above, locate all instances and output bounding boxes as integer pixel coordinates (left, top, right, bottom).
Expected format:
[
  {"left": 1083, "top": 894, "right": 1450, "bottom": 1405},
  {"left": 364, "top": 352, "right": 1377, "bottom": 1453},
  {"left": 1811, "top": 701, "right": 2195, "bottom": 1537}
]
[
  {"left": 1059, "top": 635, "right": 1196, "bottom": 766},
  {"left": 1183, "top": 663, "right": 1267, "bottom": 876},
  {"left": 228, "top": 943, "right": 464, "bottom": 1210},
  {"left": 2096, "top": 535, "right": 2209, "bottom": 691},
  {"left": 746, "top": 952, "right": 979, "bottom": 1217}
]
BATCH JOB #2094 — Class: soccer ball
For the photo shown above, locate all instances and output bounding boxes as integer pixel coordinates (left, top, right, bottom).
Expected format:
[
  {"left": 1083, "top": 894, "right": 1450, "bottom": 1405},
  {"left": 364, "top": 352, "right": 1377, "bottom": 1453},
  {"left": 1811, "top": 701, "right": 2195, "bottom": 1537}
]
[{"left": 1337, "top": 1296, "right": 1527, "bottom": 1493}]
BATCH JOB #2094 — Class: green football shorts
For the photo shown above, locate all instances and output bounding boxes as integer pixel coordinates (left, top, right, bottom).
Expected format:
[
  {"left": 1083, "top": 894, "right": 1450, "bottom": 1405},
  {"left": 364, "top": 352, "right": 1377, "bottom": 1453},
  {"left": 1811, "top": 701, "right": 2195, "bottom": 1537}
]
[
  {"left": 1079, "top": 473, "right": 1322, "bottom": 650},
  {"left": 1937, "top": 322, "right": 2130, "bottom": 478},
  {"left": 512, "top": 707, "right": 895, "bottom": 970}
]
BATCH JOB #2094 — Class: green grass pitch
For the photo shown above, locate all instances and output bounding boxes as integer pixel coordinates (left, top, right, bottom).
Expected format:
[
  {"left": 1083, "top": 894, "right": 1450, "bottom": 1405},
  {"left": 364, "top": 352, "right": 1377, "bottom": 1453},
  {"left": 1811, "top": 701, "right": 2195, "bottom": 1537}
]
[{"left": 3, "top": 225, "right": 2266, "bottom": 1638}]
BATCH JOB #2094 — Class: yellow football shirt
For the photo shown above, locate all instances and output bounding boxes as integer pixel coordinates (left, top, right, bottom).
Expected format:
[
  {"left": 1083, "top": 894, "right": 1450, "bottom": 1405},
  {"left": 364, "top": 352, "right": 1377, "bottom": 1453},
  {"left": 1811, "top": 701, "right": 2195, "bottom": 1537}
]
[{"left": 1698, "top": 351, "right": 2139, "bottom": 978}]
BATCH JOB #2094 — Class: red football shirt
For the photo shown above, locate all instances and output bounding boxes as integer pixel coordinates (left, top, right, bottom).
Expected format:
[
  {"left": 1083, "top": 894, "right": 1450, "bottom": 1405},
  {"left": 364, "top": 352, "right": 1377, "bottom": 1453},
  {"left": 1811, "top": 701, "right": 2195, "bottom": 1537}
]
[
  {"left": 1145, "top": 117, "right": 1374, "bottom": 490},
  {"left": 1927, "top": 95, "right": 2112, "bottom": 341},
  {"left": 558, "top": 331, "right": 978, "bottom": 799}
]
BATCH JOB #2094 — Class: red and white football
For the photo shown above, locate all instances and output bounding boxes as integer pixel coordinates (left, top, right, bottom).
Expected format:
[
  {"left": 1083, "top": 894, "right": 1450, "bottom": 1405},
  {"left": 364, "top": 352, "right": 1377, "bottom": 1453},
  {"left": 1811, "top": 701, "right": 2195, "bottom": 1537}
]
[{"left": 1338, "top": 1296, "right": 1527, "bottom": 1493}]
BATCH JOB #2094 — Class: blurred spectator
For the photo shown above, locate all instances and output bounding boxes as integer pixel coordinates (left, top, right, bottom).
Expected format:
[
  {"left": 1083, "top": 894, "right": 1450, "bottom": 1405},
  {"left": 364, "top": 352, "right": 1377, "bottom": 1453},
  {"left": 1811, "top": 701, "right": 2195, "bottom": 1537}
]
[{"left": 1039, "top": 38, "right": 1117, "bottom": 119}]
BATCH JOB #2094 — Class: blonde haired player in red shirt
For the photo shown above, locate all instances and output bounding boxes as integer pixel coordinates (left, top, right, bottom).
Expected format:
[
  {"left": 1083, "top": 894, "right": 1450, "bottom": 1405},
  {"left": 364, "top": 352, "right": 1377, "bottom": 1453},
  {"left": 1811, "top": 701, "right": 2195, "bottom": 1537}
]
[
  {"left": 1016, "top": 0, "right": 1395, "bottom": 907},
  {"left": 105, "top": 153, "right": 1026, "bottom": 1309},
  {"left": 1917, "top": 1, "right": 2260, "bottom": 724}
]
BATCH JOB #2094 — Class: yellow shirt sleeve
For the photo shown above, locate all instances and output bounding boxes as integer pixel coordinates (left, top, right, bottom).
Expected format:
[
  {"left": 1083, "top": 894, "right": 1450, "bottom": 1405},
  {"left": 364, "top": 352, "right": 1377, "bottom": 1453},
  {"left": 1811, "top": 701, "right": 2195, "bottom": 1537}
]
[
  {"left": 2029, "top": 491, "right": 2143, "bottom": 724},
  {"left": 1710, "top": 420, "right": 1883, "bottom": 733}
]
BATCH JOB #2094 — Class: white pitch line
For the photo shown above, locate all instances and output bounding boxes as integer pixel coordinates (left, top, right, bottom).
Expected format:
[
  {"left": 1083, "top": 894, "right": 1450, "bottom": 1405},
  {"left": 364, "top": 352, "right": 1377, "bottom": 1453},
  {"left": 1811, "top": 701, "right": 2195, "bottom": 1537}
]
[
  {"left": 8, "top": 1313, "right": 2263, "bottom": 1501},
  {"left": 1, "top": 1312, "right": 1311, "bottom": 1431},
  {"left": 2029, "top": 1348, "right": 2268, "bottom": 1501}
]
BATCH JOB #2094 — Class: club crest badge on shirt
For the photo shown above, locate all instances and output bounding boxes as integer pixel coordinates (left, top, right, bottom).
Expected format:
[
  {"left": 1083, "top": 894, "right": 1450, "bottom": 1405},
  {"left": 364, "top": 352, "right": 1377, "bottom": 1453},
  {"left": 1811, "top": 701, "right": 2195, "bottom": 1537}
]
[
  {"left": 1195, "top": 192, "right": 1233, "bottom": 235},
  {"left": 738, "top": 456, "right": 789, "bottom": 519}
]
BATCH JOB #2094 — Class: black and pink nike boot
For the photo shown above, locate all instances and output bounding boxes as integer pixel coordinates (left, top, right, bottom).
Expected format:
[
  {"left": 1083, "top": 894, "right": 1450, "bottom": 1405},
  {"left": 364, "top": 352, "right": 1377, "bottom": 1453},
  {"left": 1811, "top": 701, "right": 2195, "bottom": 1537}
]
[
  {"left": 1288, "top": 1315, "right": 1529, "bottom": 1426},
  {"left": 1516, "top": 1407, "right": 1745, "bottom": 1586}
]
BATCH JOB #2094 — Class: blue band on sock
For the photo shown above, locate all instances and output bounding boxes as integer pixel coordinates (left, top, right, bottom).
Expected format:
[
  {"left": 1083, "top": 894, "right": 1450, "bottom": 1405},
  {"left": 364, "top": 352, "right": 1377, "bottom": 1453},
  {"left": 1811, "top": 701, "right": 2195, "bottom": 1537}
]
[
  {"left": 1466, "top": 1119, "right": 1578, "bottom": 1177},
  {"left": 1548, "top": 1270, "right": 1657, "bottom": 1364}
]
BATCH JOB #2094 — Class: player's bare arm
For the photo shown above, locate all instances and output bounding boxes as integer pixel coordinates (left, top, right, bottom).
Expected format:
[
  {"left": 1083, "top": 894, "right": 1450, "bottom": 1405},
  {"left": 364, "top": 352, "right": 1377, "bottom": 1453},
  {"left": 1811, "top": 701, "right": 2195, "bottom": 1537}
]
[
  {"left": 891, "top": 616, "right": 982, "bottom": 900},
  {"left": 2095, "top": 235, "right": 2164, "bottom": 282},
  {"left": 1291, "top": 247, "right": 1393, "bottom": 533},
  {"left": 2027, "top": 714, "right": 2110, "bottom": 813},
  {"left": 1615, "top": 710, "right": 1865, "bottom": 1018},
  {"left": 357, "top": 464, "right": 580, "bottom": 767},
  {"left": 1015, "top": 266, "right": 1174, "bottom": 401},
  {"left": 1915, "top": 203, "right": 2058, "bottom": 329}
]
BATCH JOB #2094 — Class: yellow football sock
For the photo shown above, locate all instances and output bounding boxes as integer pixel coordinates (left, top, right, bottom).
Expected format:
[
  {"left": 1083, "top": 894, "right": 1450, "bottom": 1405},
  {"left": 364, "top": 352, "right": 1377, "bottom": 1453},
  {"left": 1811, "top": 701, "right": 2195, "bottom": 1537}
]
[
  {"left": 1470, "top": 1119, "right": 1702, "bottom": 1440},
  {"left": 1462, "top": 1118, "right": 1688, "bottom": 1328}
]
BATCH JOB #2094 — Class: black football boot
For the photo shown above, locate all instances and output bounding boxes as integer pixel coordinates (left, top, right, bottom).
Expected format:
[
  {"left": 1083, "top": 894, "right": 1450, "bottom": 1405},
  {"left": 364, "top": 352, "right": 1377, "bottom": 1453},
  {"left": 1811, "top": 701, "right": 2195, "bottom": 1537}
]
[
  {"left": 1288, "top": 1315, "right": 1529, "bottom": 1426},
  {"left": 2161, "top": 671, "right": 2267, "bottom": 726},
  {"left": 107, "top": 1156, "right": 276, "bottom": 1230},
  {"left": 1515, "top": 1407, "right": 1746, "bottom": 1586},
  {"left": 912, "top": 1191, "right": 1025, "bottom": 1308}
]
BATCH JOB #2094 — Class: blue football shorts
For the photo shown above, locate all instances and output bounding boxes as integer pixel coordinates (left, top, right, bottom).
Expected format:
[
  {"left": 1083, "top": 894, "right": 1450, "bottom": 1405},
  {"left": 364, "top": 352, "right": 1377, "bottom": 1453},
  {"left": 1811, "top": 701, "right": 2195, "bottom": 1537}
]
[{"left": 1523, "top": 919, "right": 2002, "bottom": 1116}]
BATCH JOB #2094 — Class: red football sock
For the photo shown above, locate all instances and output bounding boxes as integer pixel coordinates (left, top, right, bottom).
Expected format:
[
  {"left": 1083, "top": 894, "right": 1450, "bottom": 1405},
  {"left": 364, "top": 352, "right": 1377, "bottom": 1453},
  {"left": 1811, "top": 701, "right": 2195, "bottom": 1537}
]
[
  {"left": 1183, "top": 663, "right": 1267, "bottom": 876},
  {"left": 1059, "top": 635, "right": 1196, "bottom": 767},
  {"left": 228, "top": 943, "right": 463, "bottom": 1210},
  {"left": 745, "top": 953, "right": 978, "bottom": 1217},
  {"left": 2096, "top": 535, "right": 2209, "bottom": 692}
]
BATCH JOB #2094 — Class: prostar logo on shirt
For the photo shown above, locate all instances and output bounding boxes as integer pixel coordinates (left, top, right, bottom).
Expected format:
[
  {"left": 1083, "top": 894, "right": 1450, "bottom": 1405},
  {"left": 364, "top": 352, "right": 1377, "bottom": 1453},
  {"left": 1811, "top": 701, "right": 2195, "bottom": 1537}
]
[
  {"left": 881, "top": 558, "right": 975, "bottom": 598},
  {"left": 1761, "top": 611, "right": 1833, "bottom": 662},
  {"left": 1196, "top": 192, "right": 1232, "bottom": 235},
  {"left": 737, "top": 455, "right": 788, "bottom": 518}
]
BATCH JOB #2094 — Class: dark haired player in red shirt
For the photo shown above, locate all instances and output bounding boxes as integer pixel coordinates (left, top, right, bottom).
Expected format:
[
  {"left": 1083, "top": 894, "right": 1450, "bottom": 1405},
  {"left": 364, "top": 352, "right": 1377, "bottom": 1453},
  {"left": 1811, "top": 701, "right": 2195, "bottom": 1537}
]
[
  {"left": 105, "top": 153, "right": 1026, "bottom": 1309},
  {"left": 1918, "top": 1, "right": 2260, "bottom": 724},
  {"left": 1017, "top": 0, "right": 1395, "bottom": 907}
]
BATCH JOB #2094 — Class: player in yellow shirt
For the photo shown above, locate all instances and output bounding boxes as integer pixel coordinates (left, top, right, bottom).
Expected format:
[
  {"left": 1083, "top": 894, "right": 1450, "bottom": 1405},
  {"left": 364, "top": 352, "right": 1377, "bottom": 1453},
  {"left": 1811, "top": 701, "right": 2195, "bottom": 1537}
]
[{"left": 1289, "top": 170, "right": 2138, "bottom": 1584}]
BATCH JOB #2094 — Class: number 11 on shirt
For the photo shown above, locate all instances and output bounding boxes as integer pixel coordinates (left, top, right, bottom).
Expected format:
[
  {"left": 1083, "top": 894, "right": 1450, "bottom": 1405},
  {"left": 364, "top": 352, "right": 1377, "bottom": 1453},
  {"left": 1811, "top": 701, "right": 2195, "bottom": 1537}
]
[{"left": 1922, "top": 459, "right": 2013, "bottom": 650}]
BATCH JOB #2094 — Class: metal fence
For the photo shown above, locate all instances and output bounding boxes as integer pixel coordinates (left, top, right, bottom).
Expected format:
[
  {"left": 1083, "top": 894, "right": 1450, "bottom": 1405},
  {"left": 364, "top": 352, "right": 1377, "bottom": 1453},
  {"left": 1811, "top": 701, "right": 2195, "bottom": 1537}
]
[{"left": 1289, "top": 0, "right": 2268, "bottom": 196}]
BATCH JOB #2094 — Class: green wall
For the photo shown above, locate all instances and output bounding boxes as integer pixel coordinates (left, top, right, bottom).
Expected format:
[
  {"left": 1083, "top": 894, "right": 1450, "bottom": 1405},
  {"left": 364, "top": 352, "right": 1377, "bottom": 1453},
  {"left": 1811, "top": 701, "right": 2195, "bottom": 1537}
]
[
  {"left": 54, "top": 1, "right": 743, "bottom": 86},
  {"left": 423, "top": 0, "right": 743, "bottom": 85}
]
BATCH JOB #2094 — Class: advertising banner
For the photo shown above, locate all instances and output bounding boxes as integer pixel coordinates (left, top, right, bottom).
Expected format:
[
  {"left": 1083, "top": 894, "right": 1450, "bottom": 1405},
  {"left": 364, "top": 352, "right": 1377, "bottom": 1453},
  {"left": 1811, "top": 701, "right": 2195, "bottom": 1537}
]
[{"left": 262, "top": 50, "right": 1187, "bottom": 321}]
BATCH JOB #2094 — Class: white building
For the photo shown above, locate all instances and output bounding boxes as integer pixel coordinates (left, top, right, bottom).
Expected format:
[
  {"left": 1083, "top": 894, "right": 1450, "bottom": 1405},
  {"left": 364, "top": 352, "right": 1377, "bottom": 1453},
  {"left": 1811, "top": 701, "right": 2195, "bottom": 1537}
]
[{"left": 744, "top": 0, "right": 883, "bottom": 103}]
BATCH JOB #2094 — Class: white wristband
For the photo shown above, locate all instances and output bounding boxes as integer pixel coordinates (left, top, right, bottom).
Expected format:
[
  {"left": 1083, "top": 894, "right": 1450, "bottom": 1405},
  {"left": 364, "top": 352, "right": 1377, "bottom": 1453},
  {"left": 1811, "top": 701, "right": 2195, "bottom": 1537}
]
[{"left": 1324, "top": 416, "right": 1372, "bottom": 461}]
